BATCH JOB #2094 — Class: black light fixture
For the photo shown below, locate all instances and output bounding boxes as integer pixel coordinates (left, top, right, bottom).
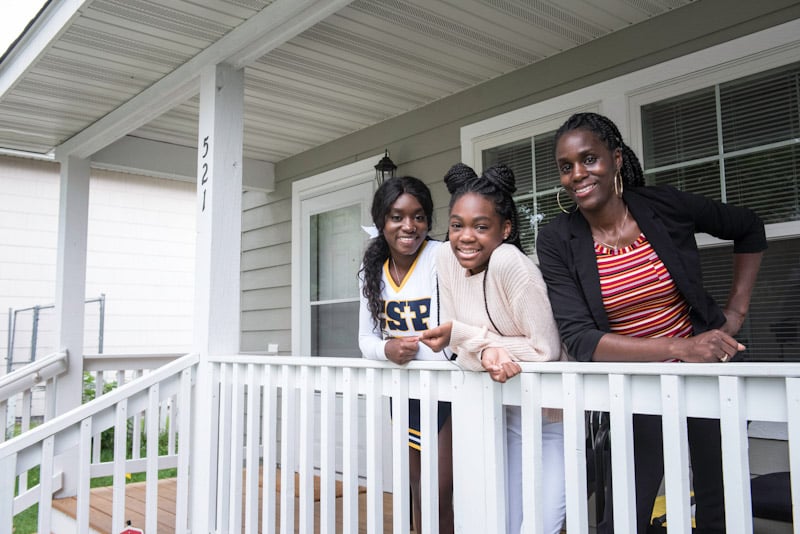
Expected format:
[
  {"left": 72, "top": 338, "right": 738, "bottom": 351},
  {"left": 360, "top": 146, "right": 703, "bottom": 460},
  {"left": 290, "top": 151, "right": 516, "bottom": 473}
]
[{"left": 374, "top": 149, "right": 397, "bottom": 186}]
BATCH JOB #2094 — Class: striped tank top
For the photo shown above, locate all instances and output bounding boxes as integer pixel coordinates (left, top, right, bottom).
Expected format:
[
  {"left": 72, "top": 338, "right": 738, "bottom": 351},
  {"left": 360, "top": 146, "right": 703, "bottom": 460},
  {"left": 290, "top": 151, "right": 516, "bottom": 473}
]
[{"left": 596, "top": 234, "right": 693, "bottom": 341}]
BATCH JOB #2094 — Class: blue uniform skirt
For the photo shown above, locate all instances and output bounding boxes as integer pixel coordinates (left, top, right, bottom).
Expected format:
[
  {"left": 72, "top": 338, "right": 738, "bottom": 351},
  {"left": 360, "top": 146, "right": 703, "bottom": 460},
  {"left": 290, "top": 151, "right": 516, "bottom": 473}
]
[{"left": 391, "top": 399, "right": 452, "bottom": 451}]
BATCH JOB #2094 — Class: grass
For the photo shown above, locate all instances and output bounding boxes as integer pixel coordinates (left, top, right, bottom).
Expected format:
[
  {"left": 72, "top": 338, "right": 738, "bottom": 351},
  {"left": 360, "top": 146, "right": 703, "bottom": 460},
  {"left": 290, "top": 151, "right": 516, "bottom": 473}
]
[{"left": 11, "top": 374, "right": 179, "bottom": 533}]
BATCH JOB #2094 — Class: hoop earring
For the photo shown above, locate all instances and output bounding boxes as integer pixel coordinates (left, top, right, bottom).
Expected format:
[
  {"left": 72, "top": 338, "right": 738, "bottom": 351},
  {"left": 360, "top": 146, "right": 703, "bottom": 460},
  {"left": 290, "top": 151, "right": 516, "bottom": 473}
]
[
  {"left": 557, "top": 187, "right": 577, "bottom": 214},
  {"left": 614, "top": 171, "right": 624, "bottom": 198}
]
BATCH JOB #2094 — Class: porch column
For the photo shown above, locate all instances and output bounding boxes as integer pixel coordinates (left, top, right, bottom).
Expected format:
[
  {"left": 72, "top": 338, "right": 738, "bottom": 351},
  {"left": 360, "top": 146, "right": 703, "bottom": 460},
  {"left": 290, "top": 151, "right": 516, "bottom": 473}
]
[
  {"left": 189, "top": 62, "right": 244, "bottom": 533},
  {"left": 53, "top": 155, "right": 90, "bottom": 496}
]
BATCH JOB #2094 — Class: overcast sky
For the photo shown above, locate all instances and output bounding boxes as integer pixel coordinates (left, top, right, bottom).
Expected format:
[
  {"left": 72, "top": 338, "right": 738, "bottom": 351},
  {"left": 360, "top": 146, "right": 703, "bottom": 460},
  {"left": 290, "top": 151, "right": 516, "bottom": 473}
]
[{"left": 0, "top": 2, "right": 46, "bottom": 56}]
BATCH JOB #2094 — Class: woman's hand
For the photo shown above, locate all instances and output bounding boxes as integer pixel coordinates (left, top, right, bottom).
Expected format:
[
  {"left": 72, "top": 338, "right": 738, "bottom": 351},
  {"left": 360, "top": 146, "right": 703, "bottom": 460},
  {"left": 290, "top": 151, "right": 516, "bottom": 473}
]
[
  {"left": 676, "top": 329, "right": 745, "bottom": 363},
  {"left": 721, "top": 308, "right": 746, "bottom": 336},
  {"left": 419, "top": 322, "right": 452, "bottom": 352},
  {"left": 384, "top": 337, "right": 420, "bottom": 365},
  {"left": 481, "top": 347, "right": 521, "bottom": 383}
]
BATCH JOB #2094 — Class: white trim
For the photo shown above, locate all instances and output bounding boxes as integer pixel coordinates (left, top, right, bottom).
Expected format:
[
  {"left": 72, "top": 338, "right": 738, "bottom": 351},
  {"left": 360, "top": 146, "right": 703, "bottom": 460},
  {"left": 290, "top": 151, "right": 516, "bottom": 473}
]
[
  {"left": 290, "top": 155, "right": 381, "bottom": 354},
  {"left": 461, "top": 102, "right": 599, "bottom": 170}
]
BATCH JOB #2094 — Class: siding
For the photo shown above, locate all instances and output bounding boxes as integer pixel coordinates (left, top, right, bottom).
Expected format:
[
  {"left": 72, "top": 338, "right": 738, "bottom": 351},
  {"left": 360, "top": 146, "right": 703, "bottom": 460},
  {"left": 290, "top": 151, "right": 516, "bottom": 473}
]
[
  {"left": 240, "top": 188, "right": 292, "bottom": 352},
  {"left": 0, "top": 156, "right": 195, "bottom": 367}
]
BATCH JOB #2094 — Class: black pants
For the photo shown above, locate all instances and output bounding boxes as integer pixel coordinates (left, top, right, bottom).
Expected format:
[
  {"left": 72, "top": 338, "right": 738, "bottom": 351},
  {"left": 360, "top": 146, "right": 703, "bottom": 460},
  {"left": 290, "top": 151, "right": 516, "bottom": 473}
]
[{"left": 597, "top": 414, "right": 726, "bottom": 534}]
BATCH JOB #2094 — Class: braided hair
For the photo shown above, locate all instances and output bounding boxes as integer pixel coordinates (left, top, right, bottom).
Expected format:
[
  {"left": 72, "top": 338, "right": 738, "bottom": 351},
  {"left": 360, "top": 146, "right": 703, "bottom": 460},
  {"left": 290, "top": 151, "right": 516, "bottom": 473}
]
[
  {"left": 554, "top": 112, "right": 645, "bottom": 188},
  {"left": 443, "top": 162, "right": 524, "bottom": 253},
  {"left": 359, "top": 176, "right": 434, "bottom": 329}
]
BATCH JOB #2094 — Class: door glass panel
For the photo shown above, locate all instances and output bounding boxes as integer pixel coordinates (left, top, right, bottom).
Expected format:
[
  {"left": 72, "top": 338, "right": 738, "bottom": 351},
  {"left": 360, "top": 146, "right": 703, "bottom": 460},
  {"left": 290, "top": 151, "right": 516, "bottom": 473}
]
[
  {"left": 309, "top": 204, "right": 362, "bottom": 357},
  {"left": 311, "top": 302, "right": 360, "bottom": 357}
]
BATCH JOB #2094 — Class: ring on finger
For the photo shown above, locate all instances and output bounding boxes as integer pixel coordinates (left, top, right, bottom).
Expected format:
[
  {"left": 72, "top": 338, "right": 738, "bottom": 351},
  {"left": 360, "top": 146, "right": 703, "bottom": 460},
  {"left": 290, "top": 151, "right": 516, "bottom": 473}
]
[{"left": 720, "top": 354, "right": 729, "bottom": 362}]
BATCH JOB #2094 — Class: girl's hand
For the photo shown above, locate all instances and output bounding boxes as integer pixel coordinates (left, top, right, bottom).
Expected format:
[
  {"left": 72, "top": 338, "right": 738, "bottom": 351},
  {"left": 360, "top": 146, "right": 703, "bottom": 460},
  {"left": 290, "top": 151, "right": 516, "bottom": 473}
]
[
  {"left": 384, "top": 337, "right": 420, "bottom": 365},
  {"left": 481, "top": 347, "right": 521, "bottom": 383},
  {"left": 419, "top": 322, "right": 452, "bottom": 352},
  {"left": 676, "top": 329, "right": 745, "bottom": 363}
]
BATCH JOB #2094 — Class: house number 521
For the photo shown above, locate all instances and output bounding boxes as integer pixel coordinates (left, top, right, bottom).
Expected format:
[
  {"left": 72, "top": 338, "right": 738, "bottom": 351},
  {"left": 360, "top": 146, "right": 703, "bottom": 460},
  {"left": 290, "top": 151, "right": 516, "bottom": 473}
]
[{"left": 201, "top": 135, "right": 210, "bottom": 211}]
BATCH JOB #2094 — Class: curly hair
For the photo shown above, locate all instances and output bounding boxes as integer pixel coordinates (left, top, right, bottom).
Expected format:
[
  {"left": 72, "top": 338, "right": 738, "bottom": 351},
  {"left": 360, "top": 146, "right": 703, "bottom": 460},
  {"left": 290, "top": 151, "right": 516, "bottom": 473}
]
[
  {"left": 443, "top": 162, "right": 524, "bottom": 253},
  {"left": 359, "top": 176, "right": 434, "bottom": 329},
  {"left": 553, "top": 112, "right": 645, "bottom": 188}
]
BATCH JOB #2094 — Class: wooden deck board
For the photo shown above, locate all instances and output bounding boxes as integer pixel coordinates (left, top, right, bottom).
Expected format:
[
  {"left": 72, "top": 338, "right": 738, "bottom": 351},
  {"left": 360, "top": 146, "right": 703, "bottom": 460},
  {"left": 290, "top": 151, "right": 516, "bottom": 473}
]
[{"left": 52, "top": 471, "right": 398, "bottom": 533}]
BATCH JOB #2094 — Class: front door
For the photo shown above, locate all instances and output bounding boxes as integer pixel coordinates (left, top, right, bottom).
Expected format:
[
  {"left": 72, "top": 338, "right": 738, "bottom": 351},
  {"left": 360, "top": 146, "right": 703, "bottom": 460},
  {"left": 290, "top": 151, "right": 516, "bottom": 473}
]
[
  {"left": 298, "top": 181, "right": 373, "bottom": 356},
  {"left": 291, "top": 161, "right": 394, "bottom": 492}
]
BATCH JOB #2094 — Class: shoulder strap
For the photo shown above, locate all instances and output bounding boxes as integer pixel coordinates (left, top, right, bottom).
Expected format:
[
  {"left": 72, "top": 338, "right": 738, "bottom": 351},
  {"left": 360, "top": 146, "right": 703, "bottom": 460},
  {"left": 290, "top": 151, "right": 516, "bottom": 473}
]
[
  {"left": 435, "top": 273, "right": 457, "bottom": 361},
  {"left": 482, "top": 264, "right": 505, "bottom": 336}
]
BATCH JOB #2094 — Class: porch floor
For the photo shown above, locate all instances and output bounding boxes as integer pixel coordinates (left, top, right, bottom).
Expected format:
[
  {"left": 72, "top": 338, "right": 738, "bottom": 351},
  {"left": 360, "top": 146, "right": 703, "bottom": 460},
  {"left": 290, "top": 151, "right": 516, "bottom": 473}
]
[{"left": 51, "top": 471, "right": 397, "bottom": 533}]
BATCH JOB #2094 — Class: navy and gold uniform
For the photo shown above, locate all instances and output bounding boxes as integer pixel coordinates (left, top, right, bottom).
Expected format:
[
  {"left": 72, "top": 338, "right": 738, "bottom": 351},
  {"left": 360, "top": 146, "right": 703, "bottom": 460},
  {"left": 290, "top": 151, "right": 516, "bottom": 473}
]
[{"left": 358, "top": 240, "right": 451, "bottom": 449}]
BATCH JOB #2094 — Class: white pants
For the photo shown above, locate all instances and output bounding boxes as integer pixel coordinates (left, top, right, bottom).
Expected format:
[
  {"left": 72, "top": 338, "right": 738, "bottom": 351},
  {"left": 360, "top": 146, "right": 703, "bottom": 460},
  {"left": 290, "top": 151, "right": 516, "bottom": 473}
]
[{"left": 505, "top": 406, "right": 566, "bottom": 534}]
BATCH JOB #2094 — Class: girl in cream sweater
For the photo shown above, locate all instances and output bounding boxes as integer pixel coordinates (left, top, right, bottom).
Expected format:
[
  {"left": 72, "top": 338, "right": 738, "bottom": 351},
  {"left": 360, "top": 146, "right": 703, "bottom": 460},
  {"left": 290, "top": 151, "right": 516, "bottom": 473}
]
[{"left": 421, "top": 163, "right": 567, "bottom": 534}]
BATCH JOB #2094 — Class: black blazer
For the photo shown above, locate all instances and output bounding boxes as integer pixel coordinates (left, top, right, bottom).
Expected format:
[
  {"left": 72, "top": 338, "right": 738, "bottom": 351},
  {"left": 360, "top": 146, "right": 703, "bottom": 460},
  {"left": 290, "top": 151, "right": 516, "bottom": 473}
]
[{"left": 536, "top": 185, "right": 767, "bottom": 362}]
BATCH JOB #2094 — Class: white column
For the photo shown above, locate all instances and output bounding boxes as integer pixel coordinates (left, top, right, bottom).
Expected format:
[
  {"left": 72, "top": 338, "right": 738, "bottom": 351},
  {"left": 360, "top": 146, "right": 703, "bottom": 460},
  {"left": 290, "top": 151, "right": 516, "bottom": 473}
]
[
  {"left": 53, "top": 155, "right": 91, "bottom": 496},
  {"left": 190, "top": 62, "right": 244, "bottom": 533}
]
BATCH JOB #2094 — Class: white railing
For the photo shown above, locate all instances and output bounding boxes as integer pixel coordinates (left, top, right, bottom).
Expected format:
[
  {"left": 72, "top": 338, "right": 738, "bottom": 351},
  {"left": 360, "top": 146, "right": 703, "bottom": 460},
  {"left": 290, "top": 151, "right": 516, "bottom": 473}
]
[
  {"left": 1, "top": 354, "right": 798, "bottom": 534},
  {"left": 0, "top": 351, "right": 68, "bottom": 444},
  {"left": 201, "top": 356, "right": 800, "bottom": 534},
  {"left": 0, "top": 353, "right": 198, "bottom": 534},
  {"left": 83, "top": 353, "right": 185, "bottom": 467}
]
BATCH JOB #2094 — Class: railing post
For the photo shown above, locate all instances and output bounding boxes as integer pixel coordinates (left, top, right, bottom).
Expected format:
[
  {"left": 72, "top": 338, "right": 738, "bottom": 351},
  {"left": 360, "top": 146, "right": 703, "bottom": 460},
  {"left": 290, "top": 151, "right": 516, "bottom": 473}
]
[
  {"left": 342, "top": 367, "right": 360, "bottom": 534},
  {"left": 391, "top": 368, "right": 410, "bottom": 534},
  {"left": 5, "top": 308, "right": 13, "bottom": 374},
  {"left": 520, "top": 373, "right": 543, "bottom": 534},
  {"left": 189, "top": 360, "right": 219, "bottom": 532},
  {"left": 719, "top": 376, "right": 753, "bottom": 534},
  {"left": 451, "top": 371, "right": 506, "bottom": 533},
  {"left": 420, "top": 369, "right": 440, "bottom": 534},
  {"left": 0, "top": 452, "right": 16, "bottom": 534},
  {"left": 30, "top": 306, "right": 40, "bottom": 363},
  {"left": 365, "top": 367, "right": 385, "bottom": 534},
  {"left": 786, "top": 377, "right": 800, "bottom": 527},
  {"left": 660, "top": 374, "right": 692, "bottom": 534},
  {"left": 609, "top": 373, "right": 636, "bottom": 533},
  {"left": 562, "top": 372, "right": 589, "bottom": 533},
  {"left": 279, "top": 365, "right": 298, "bottom": 534}
]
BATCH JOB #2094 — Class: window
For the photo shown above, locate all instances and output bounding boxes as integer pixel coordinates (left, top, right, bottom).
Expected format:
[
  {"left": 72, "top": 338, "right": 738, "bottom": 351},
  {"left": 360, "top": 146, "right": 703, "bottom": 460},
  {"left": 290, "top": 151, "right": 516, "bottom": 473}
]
[
  {"left": 641, "top": 61, "right": 800, "bottom": 361},
  {"left": 482, "top": 131, "right": 560, "bottom": 254},
  {"left": 641, "top": 61, "right": 800, "bottom": 224}
]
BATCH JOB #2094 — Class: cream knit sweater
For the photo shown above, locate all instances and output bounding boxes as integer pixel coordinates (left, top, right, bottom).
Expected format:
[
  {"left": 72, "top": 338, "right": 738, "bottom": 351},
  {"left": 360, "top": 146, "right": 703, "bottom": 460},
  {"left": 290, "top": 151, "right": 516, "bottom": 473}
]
[{"left": 437, "top": 243, "right": 568, "bottom": 420}]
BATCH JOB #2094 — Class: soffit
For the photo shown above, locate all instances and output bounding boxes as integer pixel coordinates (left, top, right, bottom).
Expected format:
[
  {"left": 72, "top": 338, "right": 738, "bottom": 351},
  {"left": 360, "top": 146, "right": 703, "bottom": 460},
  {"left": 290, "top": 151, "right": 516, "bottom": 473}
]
[{"left": 0, "top": 0, "right": 693, "bottom": 161}]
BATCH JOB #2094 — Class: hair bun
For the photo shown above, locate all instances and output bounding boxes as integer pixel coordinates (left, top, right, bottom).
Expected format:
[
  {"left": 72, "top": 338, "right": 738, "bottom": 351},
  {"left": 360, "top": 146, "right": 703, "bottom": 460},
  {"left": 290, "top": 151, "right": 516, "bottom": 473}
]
[
  {"left": 482, "top": 164, "right": 516, "bottom": 195},
  {"left": 444, "top": 162, "right": 477, "bottom": 194}
]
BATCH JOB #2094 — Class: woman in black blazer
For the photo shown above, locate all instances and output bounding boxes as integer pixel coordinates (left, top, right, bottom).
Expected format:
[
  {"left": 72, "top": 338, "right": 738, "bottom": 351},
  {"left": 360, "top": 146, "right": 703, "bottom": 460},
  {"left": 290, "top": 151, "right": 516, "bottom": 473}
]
[{"left": 536, "top": 112, "right": 766, "bottom": 534}]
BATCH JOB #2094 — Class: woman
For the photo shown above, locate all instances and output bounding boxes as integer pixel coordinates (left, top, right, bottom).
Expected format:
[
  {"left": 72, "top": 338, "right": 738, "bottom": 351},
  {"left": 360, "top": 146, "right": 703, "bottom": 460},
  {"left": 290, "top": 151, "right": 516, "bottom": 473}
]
[
  {"left": 358, "top": 175, "right": 454, "bottom": 534},
  {"left": 536, "top": 112, "right": 766, "bottom": 533},
  {"left": 421, "top": 163, "right": 568, "bottom": 534}
]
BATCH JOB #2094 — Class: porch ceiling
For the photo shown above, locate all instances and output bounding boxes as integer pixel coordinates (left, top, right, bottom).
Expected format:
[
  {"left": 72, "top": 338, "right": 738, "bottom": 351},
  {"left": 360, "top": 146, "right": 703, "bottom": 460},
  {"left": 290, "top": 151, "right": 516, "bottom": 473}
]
[{"left": 0, "top": 0, "right": 692, "bottom": 163}]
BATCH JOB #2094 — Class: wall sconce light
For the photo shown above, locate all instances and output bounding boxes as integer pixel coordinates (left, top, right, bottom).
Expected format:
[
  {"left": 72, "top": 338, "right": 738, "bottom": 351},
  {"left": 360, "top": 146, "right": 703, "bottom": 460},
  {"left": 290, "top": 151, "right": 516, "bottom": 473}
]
[{"left": 374, "top": 149, "right": 397, "bottom": 186}]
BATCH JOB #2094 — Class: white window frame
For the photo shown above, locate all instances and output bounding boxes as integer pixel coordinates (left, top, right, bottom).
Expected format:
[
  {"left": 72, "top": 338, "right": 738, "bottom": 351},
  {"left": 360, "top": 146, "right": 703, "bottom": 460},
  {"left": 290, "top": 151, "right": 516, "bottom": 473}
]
[
  {"left": 290, "top": 155, "right": 380, "bottom": 354},
  {"left": 461, "top": 18, "right": 800, "bottom": 247}
]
